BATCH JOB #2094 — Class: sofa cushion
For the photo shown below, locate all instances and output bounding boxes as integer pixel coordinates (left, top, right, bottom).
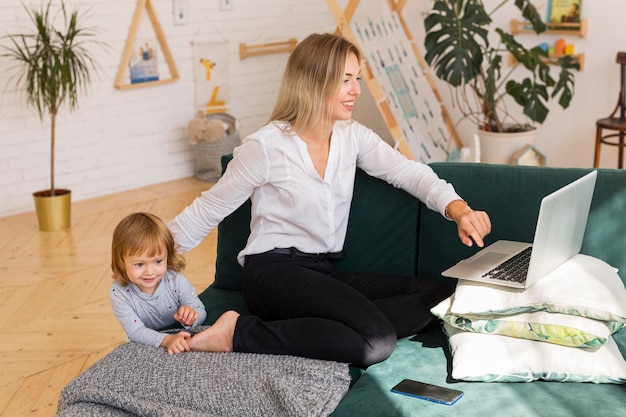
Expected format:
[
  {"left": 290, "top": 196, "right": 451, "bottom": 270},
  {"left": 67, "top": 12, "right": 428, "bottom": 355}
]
[
  {"left": 444, "top": 324, "right": 626, "bottom": 383},
  {"left": 450, "top": 254, "right": 626, "bottom": 327},
  {"left": 333, "top": 168, "right": 420, "bottom": 276},
  {"left": 214, "top": 199, "right": 251, "bottom": 290},
  {"left": 432, "top": 295, "right": 613, "bottom": 348}
]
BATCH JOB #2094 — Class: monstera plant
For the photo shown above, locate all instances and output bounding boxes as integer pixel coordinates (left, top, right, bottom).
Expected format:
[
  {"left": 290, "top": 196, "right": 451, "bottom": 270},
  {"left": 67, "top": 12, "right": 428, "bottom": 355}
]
[{"left": 423, "top": 0, "right": 580, "bottom": 133}]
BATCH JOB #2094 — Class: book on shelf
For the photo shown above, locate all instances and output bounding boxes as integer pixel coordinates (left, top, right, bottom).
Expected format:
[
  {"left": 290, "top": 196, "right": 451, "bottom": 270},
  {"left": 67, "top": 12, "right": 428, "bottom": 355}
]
[{"left": 547, "top": 0, "right": 582, "bottom": 25}]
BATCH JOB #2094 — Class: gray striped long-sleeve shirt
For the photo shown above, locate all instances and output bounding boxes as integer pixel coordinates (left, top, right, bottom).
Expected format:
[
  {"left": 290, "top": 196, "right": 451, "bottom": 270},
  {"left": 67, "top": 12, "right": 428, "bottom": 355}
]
[{"left": 110, "top": 269, "right": 207, "bottom": 347}]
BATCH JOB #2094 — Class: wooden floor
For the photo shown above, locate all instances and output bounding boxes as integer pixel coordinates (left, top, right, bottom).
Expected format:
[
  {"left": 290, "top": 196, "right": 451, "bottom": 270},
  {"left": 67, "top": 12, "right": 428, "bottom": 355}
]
[{"left": 0, "top": 176, "right": 218, "bottom": 416}]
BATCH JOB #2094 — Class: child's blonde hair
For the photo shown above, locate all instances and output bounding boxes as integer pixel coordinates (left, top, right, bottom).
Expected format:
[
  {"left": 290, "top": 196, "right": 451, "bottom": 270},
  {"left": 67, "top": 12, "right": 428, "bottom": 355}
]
[{"left": 111, "top": 212, "right": 185, "bottom": 286}]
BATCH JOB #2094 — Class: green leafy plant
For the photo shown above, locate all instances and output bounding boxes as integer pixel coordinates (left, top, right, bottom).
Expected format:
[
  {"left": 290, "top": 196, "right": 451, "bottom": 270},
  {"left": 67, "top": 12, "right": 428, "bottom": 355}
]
[
  {"left": 1, "top": 1, "right": 103, "bottom": 195},
  {"left": 424, "top": 0, "right": 580, "bottom": 133}
]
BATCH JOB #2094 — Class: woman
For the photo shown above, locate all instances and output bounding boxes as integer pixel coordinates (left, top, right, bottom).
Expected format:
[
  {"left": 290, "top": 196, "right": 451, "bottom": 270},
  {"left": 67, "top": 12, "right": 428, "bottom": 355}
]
[{"left": 169, "top": 33, "right": 491, "bottom": 367}]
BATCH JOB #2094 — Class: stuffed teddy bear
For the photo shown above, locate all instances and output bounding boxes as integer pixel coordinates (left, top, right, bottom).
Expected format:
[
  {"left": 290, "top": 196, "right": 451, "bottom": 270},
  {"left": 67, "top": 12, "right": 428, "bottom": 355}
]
[
  {"left": 186, "top": 110, "right": 231, "bottom": 145},
  {"left": 186, "top": 111, "right": 239, "bottom": 181}
]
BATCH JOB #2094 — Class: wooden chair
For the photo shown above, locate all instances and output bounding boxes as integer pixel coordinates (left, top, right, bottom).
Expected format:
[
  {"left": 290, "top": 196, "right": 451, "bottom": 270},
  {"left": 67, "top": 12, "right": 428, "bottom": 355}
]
[{"left": 594, "top": 52, "right": 626, "bottom": 168}]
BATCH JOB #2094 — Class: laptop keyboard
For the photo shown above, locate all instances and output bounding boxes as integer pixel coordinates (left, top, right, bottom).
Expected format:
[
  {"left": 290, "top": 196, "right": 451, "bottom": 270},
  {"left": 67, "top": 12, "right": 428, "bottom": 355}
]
[{"left": 482, "top": 246, "right": 533, "bottom": 283}]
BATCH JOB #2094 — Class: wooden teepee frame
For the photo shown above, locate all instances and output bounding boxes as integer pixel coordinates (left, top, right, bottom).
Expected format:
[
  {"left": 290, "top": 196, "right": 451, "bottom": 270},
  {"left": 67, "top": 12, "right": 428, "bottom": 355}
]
[
  {"left": 326, "top": 0, "right": 462, "bottom": 160},
  {"left": 114, "top": 0, "right": 179, "bottom": 90}
]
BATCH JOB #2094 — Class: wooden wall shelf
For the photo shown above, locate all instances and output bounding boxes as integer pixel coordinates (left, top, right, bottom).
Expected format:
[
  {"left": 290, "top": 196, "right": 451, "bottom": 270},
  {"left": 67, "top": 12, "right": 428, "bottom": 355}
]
[
  {"left": 509, "top": 52, "right": 585, "bottom": 71},
  {"left": 239, "top": 38, "right": 298, "bottom": 60},
  {"left": 114, "top": 0, "right": 179, "bottom": 90},
  {"left": 510, "top": 19, "right": 588, "bottom": 38}
]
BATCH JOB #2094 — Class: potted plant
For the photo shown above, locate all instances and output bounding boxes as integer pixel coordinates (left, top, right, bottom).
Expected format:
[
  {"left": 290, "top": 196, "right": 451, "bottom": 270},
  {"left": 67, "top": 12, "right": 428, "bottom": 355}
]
[
  {"left": 423, "top": 0, "right": 580, "bottom": 163},
  {"left": 1, "top": 1, "right": 102, "bottom": 230}
]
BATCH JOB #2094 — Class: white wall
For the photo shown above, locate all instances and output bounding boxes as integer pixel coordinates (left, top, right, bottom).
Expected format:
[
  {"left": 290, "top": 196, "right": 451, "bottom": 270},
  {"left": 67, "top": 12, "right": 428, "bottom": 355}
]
[
  {"left": 1, "top": 0, "right": 624, "bottom": 218},
  {"left": 0, "top": 0, "right": 336, "bottom": 217}
]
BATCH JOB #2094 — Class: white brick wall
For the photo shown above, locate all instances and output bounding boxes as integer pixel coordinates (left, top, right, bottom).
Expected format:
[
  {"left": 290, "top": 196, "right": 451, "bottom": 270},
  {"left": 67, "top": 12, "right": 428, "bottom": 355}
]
[{"left": 0, "top": 0, "right": 336, "bottom": 217}]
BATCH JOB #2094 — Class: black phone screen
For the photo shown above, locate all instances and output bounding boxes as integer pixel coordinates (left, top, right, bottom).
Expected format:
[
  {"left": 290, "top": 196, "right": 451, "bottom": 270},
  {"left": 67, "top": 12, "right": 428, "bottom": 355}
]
[{"left": 391, "top": 379, "right": 464, "bottom": 405}]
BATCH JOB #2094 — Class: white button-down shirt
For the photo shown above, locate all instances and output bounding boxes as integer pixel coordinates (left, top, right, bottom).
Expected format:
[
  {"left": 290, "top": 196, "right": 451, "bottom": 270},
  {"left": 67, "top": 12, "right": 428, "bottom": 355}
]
[{"left": 169, "top": 120, "right": 460, "bottom": 265}]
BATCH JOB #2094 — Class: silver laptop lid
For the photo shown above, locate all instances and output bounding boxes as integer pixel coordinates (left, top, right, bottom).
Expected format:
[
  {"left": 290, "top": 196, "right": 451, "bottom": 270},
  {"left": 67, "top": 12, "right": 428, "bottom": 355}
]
[{"left": 525, "top": 170, "right": 597, "bottom": 287}]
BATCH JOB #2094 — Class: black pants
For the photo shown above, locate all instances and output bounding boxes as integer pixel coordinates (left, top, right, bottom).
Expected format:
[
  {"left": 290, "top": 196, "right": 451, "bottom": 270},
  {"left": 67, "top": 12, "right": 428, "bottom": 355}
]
[{"left": 233, "top": 251, "right": 451, "bottom": 368}]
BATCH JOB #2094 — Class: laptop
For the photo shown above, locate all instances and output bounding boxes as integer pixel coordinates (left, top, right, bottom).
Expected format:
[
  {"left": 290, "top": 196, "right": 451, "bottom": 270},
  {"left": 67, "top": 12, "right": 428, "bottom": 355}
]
[{"left": 441, "top": 170, "right": 597, "bottom": 289}]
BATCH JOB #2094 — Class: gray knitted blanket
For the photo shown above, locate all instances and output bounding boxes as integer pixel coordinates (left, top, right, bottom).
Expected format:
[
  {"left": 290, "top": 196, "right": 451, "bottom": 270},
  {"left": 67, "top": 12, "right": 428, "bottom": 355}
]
[{"left": 56, "top": 342, "right": 350, "bottom": 417}]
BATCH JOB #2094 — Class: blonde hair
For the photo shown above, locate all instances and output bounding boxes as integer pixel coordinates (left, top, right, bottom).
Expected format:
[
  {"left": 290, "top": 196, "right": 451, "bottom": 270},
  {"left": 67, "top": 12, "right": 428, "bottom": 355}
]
[
  {"left": 269, "top": 33, "right": 362, "bottom": 133},
  {"left": 111, "top": 212, "right": 185, "bottom": 286}
]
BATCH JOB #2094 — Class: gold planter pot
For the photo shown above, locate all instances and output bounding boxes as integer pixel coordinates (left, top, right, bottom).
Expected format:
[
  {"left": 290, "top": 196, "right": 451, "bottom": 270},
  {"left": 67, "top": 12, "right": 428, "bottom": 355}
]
[{"left": 33, "top": 189, "right": 71, "bottom": 231}]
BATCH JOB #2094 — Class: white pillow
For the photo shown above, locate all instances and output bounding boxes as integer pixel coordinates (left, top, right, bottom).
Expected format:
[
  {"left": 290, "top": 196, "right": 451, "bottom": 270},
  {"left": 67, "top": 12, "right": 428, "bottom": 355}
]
[
  {"left": 451, "top": 254, "right": 626, "bottom": 325},
  {"left": 444, "top": 323, "right": 626, "bottom": 383},
  {"left": 432, "top": 295, "right": 613, "bottom": 347}
]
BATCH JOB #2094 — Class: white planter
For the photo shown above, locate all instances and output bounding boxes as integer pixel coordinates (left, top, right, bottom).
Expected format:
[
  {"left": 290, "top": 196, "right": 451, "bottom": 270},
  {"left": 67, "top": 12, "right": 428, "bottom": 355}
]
[{"left": 477, "top": 129, "right": 537, "bottom": 164}]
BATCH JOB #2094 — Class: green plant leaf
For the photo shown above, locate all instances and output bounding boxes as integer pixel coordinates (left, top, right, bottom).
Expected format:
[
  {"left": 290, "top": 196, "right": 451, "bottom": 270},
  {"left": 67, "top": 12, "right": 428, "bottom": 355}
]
[
  {"left": 424, "top": 0, "right": 490, "bottom": 87},
  {"left": 514, "top": 0, "right": 547, "bottom": 33},
  {"left": 552, "top": 55, "right": 579, "bottom": 109},
  {"left": 506, "top": 78, "right": 549, "bottom": 123}
]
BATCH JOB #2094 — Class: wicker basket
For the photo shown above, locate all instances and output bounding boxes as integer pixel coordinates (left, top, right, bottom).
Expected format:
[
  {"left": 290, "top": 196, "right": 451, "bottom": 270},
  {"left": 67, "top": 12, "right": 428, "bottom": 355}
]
[{"left": 192, "top": 113, "right": 240, "bottom": 181}]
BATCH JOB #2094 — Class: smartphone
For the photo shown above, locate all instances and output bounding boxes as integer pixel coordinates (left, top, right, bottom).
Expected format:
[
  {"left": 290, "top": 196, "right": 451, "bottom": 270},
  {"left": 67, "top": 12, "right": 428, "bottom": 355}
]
[{"left": 391, "top": 379, "right": 464, "bottom": 405}]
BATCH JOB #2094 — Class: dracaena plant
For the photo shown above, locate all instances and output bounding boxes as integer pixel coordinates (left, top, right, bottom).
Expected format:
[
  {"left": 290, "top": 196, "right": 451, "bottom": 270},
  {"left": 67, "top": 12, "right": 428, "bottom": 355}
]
[
  {"left": 424, "top": 0, "right": 580, "bottom": 133},
  {"left": 1, "top": 1, "right": 103, "bottom": 195}
]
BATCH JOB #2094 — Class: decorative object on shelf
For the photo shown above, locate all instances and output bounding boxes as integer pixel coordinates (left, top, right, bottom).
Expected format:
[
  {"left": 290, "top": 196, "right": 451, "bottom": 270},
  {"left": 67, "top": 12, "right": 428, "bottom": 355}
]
[
  {"left": 512, "top": 144, "right": 547, "bottom": 166},
  {"left": 187, "top": 112, "right": 240, "bottom": 181},
  {"left": 114, "top": 0, "right": 179, "bottom": 90},
  {"left": 1, "top": 0, "right": 104, "bottom": 230},
  {"left": 129, "top": 41, "right": 159, "bottom": 84},
  {"left": 508, "top": 36, "right": 585, "bottom": 71},
  {"left": 239, "top": 38, "right": 298, "bottom": 60},
  {"left": 193, "top": 41, "right": 229, "bottom": 114},
  {"left": 424, "top": 0, "right": 580, "bottom": 164},
  {"left": 594, "top": 52, "right": 626, "bottom": 169}
]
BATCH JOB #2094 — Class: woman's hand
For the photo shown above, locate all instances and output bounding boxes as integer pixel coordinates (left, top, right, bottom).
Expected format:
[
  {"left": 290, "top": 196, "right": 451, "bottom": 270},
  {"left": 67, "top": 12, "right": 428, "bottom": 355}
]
[
  {"left": 446, "top": 200, "right": 491, "bottom": 247},
  {"left": 174, "top": 306, "right": 199, "bottom": 327},
  {"left": 161, "top": 332, "right": 191, "bottom": 354}
]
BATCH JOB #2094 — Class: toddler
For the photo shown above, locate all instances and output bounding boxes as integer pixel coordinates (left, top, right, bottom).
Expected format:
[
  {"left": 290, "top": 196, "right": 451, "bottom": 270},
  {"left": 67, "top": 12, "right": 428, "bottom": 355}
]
[{"left": 110, "top": 212, "right": 207, "bottom": 354}]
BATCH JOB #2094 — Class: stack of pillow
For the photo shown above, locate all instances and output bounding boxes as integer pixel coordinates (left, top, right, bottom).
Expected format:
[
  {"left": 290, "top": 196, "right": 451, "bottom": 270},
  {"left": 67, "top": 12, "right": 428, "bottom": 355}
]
[{"left": 431, "top": 254, "right": 626, "bottom": 383}]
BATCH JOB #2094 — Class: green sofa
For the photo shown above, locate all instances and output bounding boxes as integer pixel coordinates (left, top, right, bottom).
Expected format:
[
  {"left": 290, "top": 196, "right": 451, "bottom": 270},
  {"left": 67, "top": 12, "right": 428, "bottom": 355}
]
[{"left": 198, "top": 160, "right": 626, "bottom": 417}]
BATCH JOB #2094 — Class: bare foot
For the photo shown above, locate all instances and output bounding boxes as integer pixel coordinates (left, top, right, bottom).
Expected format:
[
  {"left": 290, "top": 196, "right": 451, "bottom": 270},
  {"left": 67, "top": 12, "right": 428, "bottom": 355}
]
[{"left": 188, "top": 310, "right": 239, "bottom": 352}]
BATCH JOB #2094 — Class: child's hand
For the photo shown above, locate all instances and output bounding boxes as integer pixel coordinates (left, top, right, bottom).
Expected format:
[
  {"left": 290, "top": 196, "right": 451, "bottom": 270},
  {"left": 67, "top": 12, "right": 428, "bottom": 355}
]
[
  {"left": 173, "top": 306, "right": 199, "bottom": 327},
  {"left": 161, "top": 332, "right": 191, "bottom": 354}
]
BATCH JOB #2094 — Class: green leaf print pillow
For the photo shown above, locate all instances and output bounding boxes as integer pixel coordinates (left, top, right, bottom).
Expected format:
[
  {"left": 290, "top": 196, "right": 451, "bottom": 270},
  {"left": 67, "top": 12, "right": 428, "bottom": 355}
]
[{"left": 432, "top": 295, "right": 615, "bottom": 348}]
